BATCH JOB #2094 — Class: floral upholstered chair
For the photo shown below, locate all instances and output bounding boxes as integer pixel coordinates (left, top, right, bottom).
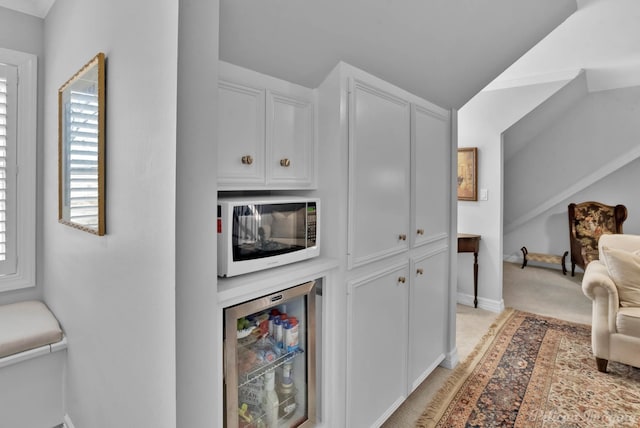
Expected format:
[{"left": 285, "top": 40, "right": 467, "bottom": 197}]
[{"left": 568, "top": 201, "right": 627, "bottom": 276}]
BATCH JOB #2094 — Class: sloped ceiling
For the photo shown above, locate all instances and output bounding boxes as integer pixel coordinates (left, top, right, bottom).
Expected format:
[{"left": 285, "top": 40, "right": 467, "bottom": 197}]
[
  {"left": 476, "top": 0, "right": 640, "bottom": 170},
  {"left": 0, "top": 0, "right": 53, "bottom": 18},
  {"left": 502, "top": 71, "right": 587, "bottom": 163},
  {"left": 492, "top": 0, "right": 640, "bottom": 93},
  {"left": 219, "top": 0, "right": 577, "bottom": 109}
]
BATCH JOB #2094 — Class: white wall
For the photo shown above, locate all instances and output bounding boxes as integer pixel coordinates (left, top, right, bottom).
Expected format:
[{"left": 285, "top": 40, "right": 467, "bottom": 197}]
[
  {"left": 43, "top": 1, "right": 179, "bottom": 426},
  {"left": 0, "top": 7, "right": 43, "bottom": 305},
  {"left": 504, "top": 86, "right": 640, "bottom": 269},
  {"left": 457, "top": 81, "right": 568, "bottom": 310},
  {"left": 505, "top": 85, "right": 640, "bottom": 222},
  {"left": 504, "top": 158, "right": 640, "bottom": 267},
  {"left": 0, "top": 7, "right": 42, "bottom": 54},
  {"left": 176, "top": 0, "right": 220, "bottom": 427}
]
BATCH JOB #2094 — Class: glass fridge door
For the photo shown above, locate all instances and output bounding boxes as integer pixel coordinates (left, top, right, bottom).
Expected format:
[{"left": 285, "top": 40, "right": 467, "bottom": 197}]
[{"left": 224, "top": 281, "right": 316, "bottom": 428}]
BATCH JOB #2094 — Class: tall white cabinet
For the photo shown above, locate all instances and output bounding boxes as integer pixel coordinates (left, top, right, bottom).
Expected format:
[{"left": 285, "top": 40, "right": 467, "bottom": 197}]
[
  {"left": 317, "top": 62, "right": 454, "bottom": 428},
  {"left": 347, "top": 262, "right": 410, "bottom": 428},
  {"left": 412, "top": 104, "right": 450, "bottom": 248},
  {"left": 348, "top": 79, "right": 411, "bottom": 269},
  {"left": 408, "top": 248, "right": 448, "bottom": 391}
]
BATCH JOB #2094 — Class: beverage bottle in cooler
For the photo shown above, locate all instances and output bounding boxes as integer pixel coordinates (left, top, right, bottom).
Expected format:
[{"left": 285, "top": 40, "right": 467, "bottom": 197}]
[
  {"left": 284, "top": 316, "right": 299, "bottom": 352},
  {"left": 262, "top": 371, "right": 279, "bottom": 427},
  {"left": 276, "top": 314, "right": 288, "bottom": 349},
  {"left": 274, "top": 316, "right": 283, "bottom": 349},
  {"left": 268, "top": 309, "right": 280, "bottom": 338},
  {"left": 277, "top": 360, "right": 297, "bottom": 419}
]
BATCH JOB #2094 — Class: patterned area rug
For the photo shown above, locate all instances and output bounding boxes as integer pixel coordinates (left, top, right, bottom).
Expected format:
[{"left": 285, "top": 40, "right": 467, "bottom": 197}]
[{"left": 418, "top": 309, "right": 640, "bottom": 427}]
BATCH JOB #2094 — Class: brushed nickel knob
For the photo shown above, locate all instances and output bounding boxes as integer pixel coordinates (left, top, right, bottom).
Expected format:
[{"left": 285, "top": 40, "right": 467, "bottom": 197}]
[
  {"left": 399, "top": 234, "right": 407, "bottom": 241},
  {"left": 417, "top": 229, "right": 425, "bottom": 235},
  {"left": 241, "top": 155, "right": 253, "bottom": 165},
  {"left": 398, "top": 277, "right": 406, "bottom": 284},
  {"left": 280, "top": 158, "right": 291, "bottom": 167},
  {"left": 416, "top": 268, "right": 424, "bottom": 275}
]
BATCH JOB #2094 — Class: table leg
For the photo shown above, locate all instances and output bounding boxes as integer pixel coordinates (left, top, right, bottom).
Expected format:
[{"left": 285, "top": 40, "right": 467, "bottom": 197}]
[{"left": 473, "top": 251, "right": 479, "bottom": 308}]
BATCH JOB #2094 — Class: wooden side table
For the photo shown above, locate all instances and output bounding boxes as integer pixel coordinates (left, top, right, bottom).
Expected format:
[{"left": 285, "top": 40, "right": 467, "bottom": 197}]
[{"left": 458, "top": 233, "right": 481, "bottom": 308}]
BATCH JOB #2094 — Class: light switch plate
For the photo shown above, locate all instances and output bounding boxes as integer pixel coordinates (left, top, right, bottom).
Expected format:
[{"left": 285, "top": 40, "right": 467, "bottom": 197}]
[{"left": 480, "top": 188, "right": 488, "bottom": 201}]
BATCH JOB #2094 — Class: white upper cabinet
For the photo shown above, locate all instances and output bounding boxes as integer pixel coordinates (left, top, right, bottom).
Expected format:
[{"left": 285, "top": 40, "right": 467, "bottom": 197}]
[
  {"left": 348, "top": 78, "right": 411, "bottom": 269},
  {"left": 218, "top": 81, "right": 266, "bottom": 186},
  {"left": 217, "top": 62, "right": 316, "bottom": 190},
  {"left": 266, "top": 91, "right": 314, "bottom": 186},
  {"left": 411, "top": 103, "right": 450, "bottom": 248}
]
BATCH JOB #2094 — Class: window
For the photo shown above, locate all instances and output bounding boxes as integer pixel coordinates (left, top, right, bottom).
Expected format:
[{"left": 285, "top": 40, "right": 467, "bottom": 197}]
[
  {"left": 0, "top": 64, "right": 17, "bottom": 272},
  {"left": 0, "top": 48, "right": 37, "bottom": 292}
]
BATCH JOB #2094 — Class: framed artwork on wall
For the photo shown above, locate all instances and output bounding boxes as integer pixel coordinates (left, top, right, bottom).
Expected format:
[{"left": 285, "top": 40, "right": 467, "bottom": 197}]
[{"left": 457, "top": 147, "right": 477, "bottom": 201}]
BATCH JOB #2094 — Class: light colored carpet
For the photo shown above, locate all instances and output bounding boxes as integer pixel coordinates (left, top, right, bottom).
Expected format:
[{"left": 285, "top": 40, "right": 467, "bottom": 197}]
[
  {"left": 502, "top": 260, "right": 590, "bottom": 325},
  {"left": 381, "top": 261, "right": 591, "bottom": 427}
]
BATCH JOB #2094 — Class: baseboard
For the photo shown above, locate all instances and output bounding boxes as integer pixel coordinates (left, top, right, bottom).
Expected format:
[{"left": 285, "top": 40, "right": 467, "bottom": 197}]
[
  {"left": 503, "top": 254, "right": 520, "bottom": 264},
  {"left": 457, "top": 292, "right": 504, "bottom": 313},
  {"left": 440, "top": 346, "right": 459, "bottom": 369}
]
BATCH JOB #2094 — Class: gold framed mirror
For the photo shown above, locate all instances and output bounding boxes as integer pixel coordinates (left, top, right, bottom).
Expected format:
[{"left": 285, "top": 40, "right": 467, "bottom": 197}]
[{"left": 58, "top": 53, "right": 105, "bottom": 235}]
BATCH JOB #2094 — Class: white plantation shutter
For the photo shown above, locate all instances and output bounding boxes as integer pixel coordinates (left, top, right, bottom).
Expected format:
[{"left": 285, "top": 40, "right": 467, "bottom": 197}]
[
  {"left": 0, "top": 48, "right": 36, "bottom": 292},
  {"left": 0, "top": 63, "right": 17, "bottom": 274},
  {"left": 0, "top": 74, "right": 5, "bottom": 260},
  {"left": 64, "top": 89, "right": 99, "bottom": 227}
]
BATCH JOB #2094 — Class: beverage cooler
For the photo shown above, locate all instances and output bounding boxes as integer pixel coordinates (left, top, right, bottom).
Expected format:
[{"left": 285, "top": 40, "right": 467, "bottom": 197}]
[{"left": 224, "top": 281, "right": 317, "bottom": 428}]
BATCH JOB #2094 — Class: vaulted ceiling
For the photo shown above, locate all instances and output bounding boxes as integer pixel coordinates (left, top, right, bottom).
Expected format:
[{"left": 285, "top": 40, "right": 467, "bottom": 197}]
[
  {"left": 489, "top": 0, "right": 640, "bottom": 93},
  {"left": 0, "top": 0, "right": 53, "bottom": 18},
  {"left": 1, "top": 0, "right": 579, "bottom": 109},
  {"left": 219, "top": 0, "right": 577, "bottom": 109}
]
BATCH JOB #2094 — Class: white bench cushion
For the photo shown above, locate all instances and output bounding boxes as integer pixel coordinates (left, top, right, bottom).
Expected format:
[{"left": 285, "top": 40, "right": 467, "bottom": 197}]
[{"left": 0, "top": 301, "right": 63, "bottom": 358}]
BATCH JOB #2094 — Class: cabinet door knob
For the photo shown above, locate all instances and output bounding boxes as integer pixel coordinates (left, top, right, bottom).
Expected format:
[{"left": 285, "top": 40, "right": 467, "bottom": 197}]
[
  {"left": 398, "top": 234, "right": 407, "bottom": 241},
  {"left": 241, "top": 155, "right": 254, "bottom": 165},
  {"left": 398, "top": 276, "right": 406, "bottom": 284},
  {"left": 280, "top": 158, "right": 291, "bottom": 167},
  {"left": 417, "top": 229, "right": 424, "bottom": 235},
  {"left": 416, "top": 268, "right": 424, "bottom": 275}
]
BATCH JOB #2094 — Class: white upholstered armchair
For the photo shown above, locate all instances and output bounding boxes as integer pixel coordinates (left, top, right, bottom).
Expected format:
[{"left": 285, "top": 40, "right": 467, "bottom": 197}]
[{"left": 581, "top": 234, "right": 640, "bottom": 372}]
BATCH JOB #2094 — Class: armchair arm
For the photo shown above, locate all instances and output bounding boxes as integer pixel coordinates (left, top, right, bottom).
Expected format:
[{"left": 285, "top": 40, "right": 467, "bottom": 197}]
[
  {"left": 582, "top": 260, "right": 619, "bottom": 319},
  {"left": 582, "top": 261, "right": 620, "bottom": 359}
]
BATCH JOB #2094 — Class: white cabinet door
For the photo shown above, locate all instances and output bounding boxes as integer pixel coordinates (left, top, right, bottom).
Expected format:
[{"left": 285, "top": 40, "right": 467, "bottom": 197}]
[
  {"left": 408, "top": 249, "right": 448, "bottom": 392},
  {"left": 348, "top": 78, "right": 411, "bottom": 269},
  {"left": 218, "top": 81, "right": 266, "bottom": 187},
  {"left": 412, "top": 103, "right": 450, "bottom": 248},
  {"left": 266, "top": 91, "right": 315, "bottom": 187},
  {"left": 347, "top": 262, "right": 409, "bottom": 428}
]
